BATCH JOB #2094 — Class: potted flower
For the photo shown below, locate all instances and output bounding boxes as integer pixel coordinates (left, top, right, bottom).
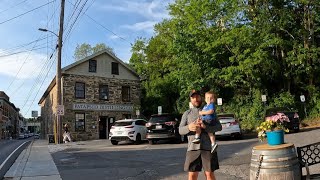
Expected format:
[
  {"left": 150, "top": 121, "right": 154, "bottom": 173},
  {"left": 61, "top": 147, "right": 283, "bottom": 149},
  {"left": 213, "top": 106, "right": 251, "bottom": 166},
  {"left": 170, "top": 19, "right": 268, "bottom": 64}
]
[{"left": 256, "top": 113, "right": 290, "bottom": 145}]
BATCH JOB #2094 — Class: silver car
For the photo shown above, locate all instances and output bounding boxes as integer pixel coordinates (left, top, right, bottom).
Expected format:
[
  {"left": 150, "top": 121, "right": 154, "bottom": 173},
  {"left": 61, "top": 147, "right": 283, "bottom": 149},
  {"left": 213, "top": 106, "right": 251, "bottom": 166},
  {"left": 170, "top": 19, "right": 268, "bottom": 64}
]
[{"left": 215, "top": 114, "right": 242, "bottom": 139}]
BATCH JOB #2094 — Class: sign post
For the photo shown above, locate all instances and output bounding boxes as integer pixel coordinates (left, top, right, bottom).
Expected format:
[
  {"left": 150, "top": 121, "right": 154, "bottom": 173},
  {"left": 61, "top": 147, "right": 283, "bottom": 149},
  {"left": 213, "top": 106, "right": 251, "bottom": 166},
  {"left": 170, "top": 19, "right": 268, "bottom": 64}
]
[
  {"left": 300, "top": 95, "right": 307, "bottom": 117},
  {"left": 261, "top": 95, "right": 267, "bottom": 111},
  {"left": 158, "top": 106, "right": 162, "bottom": 115},
  {"left": 217, "top": 98, "right": 223, "bottom": 112}
]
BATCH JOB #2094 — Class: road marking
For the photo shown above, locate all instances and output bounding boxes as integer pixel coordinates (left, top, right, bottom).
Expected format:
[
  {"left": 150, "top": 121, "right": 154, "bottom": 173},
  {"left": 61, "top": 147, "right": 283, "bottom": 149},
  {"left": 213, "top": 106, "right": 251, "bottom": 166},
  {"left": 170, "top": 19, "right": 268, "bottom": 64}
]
[{"left": 0, "top": 141, "right": 30, "bottom": 171}]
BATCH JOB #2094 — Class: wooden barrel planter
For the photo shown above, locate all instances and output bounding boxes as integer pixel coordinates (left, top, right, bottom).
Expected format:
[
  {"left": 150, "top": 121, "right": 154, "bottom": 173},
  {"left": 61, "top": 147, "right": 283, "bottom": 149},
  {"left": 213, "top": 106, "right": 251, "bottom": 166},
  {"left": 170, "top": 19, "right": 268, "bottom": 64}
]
[{"left": 250, "top": 143, "right": 301, "bottom": 180}]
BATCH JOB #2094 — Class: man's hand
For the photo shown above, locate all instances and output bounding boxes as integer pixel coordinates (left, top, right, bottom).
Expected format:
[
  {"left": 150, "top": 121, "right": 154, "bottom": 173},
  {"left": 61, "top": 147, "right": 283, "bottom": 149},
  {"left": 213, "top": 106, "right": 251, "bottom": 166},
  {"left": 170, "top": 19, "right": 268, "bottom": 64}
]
[
  {"left": 188, "top": 122, "right": 199, "bottom": 132},
  {"left": 196, "top": 118, "right": 206, "bottom": 129}
]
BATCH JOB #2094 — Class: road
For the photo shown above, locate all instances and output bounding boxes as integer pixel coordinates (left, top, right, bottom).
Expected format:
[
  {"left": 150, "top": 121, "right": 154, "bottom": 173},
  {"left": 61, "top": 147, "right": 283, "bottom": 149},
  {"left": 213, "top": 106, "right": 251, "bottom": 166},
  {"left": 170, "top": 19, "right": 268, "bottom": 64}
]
[
  {"left": 0, "top": 138, "right": 31, "bottom": 179},
  {"left": 50, "top": 128, "right": 320, "bottom": 180}
]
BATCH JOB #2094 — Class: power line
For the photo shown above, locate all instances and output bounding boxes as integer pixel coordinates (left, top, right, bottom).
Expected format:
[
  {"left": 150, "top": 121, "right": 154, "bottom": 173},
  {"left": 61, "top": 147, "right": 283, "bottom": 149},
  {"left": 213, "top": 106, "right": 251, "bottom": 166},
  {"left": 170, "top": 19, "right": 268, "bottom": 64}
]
[
  {"left": 66, "top": 0, "right": 129, "bottom": 43},
  {"left": 0, "top": 35, "right": 55, "bottom": 54},
  {"left": 0, "top": 0, "right": 55, "bottom": 25},
  {"left": 0, "top": 46, "right": 48, "bottom": 58},
  {"left": 0, "top": 0, "right": 30, "bottom": 15},
  {"left": 24, "top": 55, "right": 57, "bottom": 116}
]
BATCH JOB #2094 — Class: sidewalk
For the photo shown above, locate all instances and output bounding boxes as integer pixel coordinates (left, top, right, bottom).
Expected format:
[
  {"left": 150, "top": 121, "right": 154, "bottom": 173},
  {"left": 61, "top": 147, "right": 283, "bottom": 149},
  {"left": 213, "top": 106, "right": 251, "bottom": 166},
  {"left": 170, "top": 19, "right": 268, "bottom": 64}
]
[{"left": 4, "top": 140, "right": 62, "bottom": 180}]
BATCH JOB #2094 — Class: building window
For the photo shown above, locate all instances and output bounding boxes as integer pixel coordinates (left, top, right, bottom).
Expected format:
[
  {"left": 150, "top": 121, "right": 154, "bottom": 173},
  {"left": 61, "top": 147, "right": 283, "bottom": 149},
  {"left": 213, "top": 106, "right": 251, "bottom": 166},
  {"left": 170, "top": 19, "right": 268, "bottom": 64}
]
[
  {"left": 111, "top": 62, "right": 119, "bottom": 75},
  {"left": 75, "top": 82, "right": 85, "bottom": 99},
  {"left": 122, "top": 86, "right": 130, "bottom": 102},
  {"left": 99, "top": 85, "right": 109, "bottom": 100},
  {"left": 75, "top": 113, "right": 85, "bottom": 131},
  {"left": 89, "top": 59, "right": 97, "bottom": 72}
]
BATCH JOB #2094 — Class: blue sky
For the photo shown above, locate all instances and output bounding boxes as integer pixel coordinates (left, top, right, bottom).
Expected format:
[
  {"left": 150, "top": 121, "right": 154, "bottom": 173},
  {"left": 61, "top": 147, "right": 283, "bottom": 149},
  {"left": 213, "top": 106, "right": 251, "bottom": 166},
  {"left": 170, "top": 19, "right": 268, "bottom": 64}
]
[{"left": 0, "top": 0, "right": 173, "bottom": 118}]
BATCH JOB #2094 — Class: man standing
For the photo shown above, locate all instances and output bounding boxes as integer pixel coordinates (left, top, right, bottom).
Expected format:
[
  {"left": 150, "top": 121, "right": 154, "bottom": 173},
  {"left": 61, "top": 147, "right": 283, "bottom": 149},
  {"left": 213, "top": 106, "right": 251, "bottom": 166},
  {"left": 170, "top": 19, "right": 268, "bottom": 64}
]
[{"left": 179, "top": 90, "right": 222, "bottom": 180}]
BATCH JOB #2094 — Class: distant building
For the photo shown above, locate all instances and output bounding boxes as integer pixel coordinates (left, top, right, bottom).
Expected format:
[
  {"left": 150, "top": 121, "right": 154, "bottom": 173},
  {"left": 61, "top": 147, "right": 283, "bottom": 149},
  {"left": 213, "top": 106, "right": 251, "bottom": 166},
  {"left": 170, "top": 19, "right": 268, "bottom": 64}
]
[
  {"left": 0, "top": 91, "right": 21, "bottom": 139},
  {"left": 38, "top": 50, "right": 141, "bottom": 141}
]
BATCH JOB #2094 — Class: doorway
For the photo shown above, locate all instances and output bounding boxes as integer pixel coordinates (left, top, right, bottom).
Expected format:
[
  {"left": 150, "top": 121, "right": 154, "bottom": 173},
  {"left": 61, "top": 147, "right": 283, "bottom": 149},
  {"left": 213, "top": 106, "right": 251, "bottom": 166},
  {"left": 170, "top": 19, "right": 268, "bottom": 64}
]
[{"left": 99, "top": 116, "right": 107, "bottom": 139}]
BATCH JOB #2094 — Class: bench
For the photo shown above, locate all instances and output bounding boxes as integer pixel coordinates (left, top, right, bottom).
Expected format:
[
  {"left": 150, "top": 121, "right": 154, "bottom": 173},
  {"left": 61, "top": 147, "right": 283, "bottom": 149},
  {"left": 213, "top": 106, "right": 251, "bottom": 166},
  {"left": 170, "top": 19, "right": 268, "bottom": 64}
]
[{"left": 296, "top": 142, "right": 320, "bottom": 180}]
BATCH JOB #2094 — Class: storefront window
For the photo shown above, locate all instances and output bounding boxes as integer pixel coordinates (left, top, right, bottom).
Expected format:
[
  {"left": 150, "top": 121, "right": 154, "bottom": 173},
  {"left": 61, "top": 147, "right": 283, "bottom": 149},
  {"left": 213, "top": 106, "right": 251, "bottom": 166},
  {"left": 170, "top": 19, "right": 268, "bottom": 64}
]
[{"left": 75, "top": 113, "right": 85, "bottom": 131}]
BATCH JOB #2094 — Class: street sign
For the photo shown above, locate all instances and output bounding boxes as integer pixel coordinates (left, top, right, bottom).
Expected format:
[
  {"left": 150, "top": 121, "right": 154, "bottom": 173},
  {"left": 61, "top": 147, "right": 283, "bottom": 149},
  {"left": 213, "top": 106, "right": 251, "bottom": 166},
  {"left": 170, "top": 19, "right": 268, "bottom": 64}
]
[
  {"left": 56, "top": 105, "right": 64, "bottom": 116},
  {"left": 261, "top": 95, "right": 267, "bottom": 102},
  {"left": 31, "top": 111, "right": 38, "bottom": 117},
  {"left": 136, "top": 109, "right": 140, "bottom": 116},
  {"left": 300, "top": 95, "right": 305, "bottom": 102},
  {"left": 217, "top": 98, "right": 222, "bottom": 105},
  {"left": 158, "top": 106, "right": 162, "bottom": 115}
]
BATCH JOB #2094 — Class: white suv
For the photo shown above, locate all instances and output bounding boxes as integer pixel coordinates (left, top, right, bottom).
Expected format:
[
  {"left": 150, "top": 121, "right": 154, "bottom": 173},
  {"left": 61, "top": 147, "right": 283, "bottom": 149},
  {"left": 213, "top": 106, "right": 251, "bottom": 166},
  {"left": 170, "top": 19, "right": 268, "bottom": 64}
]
[{"left": 109, "top": 119, "right": 148, "bottom": 145}]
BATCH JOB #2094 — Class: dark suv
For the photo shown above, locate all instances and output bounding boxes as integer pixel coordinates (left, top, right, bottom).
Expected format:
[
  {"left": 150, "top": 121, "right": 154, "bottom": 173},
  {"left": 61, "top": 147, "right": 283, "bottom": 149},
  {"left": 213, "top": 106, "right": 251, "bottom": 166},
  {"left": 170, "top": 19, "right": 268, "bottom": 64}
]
[
  {"left": 146, "top": 113, "right": 181, "bottom": 144},
  {"left": 265, "top": 107, "right": 300, "bottom": 132}
]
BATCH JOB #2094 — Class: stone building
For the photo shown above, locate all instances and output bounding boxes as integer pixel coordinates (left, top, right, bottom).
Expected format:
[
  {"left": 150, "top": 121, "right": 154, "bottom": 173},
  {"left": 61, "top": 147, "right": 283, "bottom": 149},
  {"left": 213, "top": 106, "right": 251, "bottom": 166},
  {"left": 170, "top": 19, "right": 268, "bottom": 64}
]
[
  {"left": 38, "top": 50, "right": 141, "bottom": 141},
  {"left": 0, "top": 91, "right": 20, "bottom": 139}
]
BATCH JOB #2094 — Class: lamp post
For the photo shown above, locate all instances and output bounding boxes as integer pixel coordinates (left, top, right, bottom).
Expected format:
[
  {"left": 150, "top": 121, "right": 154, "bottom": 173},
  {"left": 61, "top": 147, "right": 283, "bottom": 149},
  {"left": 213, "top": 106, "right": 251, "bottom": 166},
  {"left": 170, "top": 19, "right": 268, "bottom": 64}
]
[{"left": 38, "top": 0, "right": 65, "bottom": 144}]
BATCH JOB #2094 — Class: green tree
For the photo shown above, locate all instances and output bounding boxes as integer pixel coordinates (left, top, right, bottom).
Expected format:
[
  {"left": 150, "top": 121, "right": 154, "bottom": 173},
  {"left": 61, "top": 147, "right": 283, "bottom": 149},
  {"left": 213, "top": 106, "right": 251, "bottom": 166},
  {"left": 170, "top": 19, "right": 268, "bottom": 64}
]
[{"left": 74, "top": 43, "right": 115, "bottom": 61}]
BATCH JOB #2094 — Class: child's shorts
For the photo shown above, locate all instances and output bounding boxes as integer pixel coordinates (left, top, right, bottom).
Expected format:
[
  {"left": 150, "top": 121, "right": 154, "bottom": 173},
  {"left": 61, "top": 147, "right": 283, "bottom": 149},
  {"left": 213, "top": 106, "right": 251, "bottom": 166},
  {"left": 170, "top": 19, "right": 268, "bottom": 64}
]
[{"left": 203, "top": 118, "right": 217, "bottom": 126}]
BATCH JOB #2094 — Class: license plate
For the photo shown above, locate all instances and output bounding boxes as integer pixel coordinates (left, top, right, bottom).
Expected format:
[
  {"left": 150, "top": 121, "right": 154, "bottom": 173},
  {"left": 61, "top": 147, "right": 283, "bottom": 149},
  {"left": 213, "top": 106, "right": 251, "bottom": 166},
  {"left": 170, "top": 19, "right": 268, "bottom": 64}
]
[
  {"left": 117, "top": 131, "right": 123, "bottom": 134},
  {"left": 222, "top": 124, "right": 229, "bottom": 128},
  {"left": 156, "top": 125, "right": 162, "bottom": 129}
]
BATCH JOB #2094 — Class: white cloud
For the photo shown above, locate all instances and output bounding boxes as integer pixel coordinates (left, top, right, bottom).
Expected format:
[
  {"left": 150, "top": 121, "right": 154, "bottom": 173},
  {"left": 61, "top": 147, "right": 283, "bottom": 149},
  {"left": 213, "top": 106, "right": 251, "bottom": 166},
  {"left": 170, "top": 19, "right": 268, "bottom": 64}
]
[
  {"left": 0, "top": 49, "right": 48, "bottom": 79},
  {"left": 122, "top": 21, "right": 157, "bottom": 33},
  {"left": 97, "top": 0, "right": 172, "bottom": 20}
]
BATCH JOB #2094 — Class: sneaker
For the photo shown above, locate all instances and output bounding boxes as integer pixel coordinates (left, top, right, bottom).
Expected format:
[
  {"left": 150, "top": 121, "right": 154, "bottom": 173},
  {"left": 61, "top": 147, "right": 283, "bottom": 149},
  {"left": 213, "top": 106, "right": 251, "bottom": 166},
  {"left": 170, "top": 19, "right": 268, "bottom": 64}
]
[
  {"left": 192, "top": 138, "right": 201, "bottom": 144},
  {"left": 211, "top": 143, "right": 218, "bottom": 153}
]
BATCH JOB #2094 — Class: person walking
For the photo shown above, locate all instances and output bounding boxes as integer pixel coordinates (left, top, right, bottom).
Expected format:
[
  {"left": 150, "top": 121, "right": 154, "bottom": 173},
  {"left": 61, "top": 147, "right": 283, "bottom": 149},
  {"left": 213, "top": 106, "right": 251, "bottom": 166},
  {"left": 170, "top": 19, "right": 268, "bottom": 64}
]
[
  {"left": 179, "top": 90, "right": 222, "bottom": 180},
  {"left": 63, "top": 123, "right": 72, "bottom": 143}
]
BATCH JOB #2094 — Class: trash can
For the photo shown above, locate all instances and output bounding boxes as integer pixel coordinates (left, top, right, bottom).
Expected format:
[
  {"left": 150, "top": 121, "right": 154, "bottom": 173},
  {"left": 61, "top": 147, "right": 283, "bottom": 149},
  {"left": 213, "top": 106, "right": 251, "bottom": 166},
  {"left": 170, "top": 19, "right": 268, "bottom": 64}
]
[{"left": 48, "top": 134, "right": 55, "bottom": 144}]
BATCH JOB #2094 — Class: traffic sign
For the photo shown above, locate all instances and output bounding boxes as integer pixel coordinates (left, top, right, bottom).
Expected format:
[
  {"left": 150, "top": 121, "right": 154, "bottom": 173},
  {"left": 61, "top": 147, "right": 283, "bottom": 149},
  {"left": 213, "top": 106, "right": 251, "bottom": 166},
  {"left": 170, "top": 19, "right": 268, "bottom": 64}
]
[
  {"left": 261, "top": 95, "right": 267, "bottom": 102},
  {"left": 217, "top": 98, "right": 222, "bottom": 105},
  {"left": 158, "top": 106, "right": 162, "bottom": 115},
  {"left": 300, "top": 95, "right": 305, "bottom": 102},
  {"left": 31, "top": 111, "right": 38, "bottom": 117},
  {"left": 56, "top": 105, "right": 64, "bottom": 116},
  {"left": 136, "top": 109, "right": 140, "bottom": 116}
]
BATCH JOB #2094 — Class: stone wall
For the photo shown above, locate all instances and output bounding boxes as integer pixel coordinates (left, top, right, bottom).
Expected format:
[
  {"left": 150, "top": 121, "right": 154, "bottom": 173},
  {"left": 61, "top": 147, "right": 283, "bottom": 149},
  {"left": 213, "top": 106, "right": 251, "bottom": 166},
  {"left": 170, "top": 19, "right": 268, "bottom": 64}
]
[{"left": 61, "top": 74, "right": 141, "bottom": 141}]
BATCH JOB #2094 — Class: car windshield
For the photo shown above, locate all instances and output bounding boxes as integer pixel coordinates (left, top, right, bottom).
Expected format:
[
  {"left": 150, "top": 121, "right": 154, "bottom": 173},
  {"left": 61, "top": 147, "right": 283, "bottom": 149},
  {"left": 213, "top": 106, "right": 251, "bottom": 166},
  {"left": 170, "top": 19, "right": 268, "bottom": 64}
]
[
  {"left": 266, "top": 107, "right": 291, "bottom": 116},
  {"left": 149, "top": 115, "right": 175, "bottom": 123},
  {"left": 114, "top": 121, "right": 133, "bottom": 126}
]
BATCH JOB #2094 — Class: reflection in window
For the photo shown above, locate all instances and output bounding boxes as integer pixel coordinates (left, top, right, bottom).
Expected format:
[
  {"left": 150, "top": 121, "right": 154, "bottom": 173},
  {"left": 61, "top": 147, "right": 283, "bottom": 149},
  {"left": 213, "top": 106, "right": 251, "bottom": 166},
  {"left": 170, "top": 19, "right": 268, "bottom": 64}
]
[
  {"left": 99, "top": 85, "right": 109, "bottom": 100},
  {"left": 75, "top": 82, "right": 85, "bottom": 98},
  {"left": 75, "top": 113, "right": 85, "bottom": 131},
  {"left": 122, "top": 86, "right": 130, "bottom": 102}
]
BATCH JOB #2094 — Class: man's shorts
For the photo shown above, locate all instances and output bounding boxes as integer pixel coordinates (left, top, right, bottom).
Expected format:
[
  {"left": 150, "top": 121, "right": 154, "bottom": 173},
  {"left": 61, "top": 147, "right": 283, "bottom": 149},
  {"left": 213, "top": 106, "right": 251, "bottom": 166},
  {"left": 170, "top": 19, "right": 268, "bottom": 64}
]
[{"left": 184, "top": 150, "right": 219, "bottom": 172}]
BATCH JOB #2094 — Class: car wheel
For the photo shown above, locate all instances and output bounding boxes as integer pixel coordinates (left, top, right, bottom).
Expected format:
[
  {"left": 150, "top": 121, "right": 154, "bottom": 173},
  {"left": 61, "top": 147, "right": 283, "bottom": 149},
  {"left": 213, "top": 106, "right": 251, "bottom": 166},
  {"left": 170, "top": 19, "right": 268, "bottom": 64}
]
[
  {"left": 234, "top": 133, "right": 242, "bottom": 140},
  {"left": 135, "top": 134, "right": 142, "bottom": 145},
  {"left": 111, "top": 140, "right": 118, "bottom": 145},
  {"left": 148, "top": 139, "right": 155, "bottom": 145}
]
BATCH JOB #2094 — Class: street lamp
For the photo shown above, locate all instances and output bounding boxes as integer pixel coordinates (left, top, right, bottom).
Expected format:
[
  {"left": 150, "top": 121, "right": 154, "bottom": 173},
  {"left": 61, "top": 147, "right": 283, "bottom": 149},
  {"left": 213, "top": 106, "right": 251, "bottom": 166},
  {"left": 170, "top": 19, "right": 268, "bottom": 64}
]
[
  {"left": 38, "top": 0, "right": 65, "bottom": 144},
  {"left": 38, "top": 28, "right": 59, "bottom": 37},
  {"left": 38, "top": 28, "right": 63, "bottom": 144}
]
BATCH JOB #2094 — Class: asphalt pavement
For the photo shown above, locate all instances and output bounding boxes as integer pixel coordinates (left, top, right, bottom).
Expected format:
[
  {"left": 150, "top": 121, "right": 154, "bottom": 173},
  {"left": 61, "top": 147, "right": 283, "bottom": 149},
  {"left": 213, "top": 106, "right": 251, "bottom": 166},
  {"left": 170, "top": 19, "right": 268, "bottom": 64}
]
[{"left": 0, "top": 139, "right": 31, "bottom": 179}]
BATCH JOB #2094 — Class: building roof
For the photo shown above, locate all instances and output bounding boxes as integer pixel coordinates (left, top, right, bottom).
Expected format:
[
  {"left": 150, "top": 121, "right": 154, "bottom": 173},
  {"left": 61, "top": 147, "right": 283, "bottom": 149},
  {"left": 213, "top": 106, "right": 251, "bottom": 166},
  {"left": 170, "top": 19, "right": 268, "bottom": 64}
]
[{"left": 38, "top": 50, "right": 140, "bottom": 105}]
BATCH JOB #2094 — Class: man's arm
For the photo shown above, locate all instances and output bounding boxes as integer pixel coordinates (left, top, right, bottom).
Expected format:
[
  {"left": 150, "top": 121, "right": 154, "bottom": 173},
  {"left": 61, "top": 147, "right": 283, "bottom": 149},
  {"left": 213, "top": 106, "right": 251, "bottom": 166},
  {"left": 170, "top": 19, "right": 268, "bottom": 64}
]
[{"left": 179, "top": 111, "right": 190, "bottom": 135}]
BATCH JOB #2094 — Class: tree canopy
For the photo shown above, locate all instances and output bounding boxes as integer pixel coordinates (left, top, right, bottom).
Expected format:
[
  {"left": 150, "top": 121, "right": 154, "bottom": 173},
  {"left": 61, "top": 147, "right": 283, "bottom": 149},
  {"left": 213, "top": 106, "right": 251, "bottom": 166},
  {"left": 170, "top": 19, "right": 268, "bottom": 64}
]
[
  {"left": 74, "top": 43, "right": 115, "bottom": 61},
  {"left": 129, "top": 0, "right": 320, "bottom": 128}
]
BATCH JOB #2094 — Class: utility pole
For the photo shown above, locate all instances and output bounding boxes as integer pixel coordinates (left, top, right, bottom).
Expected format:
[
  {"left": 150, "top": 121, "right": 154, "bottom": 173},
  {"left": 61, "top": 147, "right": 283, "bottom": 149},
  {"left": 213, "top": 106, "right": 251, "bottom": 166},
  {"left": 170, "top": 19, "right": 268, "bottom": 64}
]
[{"left": 56, "top": 0, "right": 65, "bottom": 144}]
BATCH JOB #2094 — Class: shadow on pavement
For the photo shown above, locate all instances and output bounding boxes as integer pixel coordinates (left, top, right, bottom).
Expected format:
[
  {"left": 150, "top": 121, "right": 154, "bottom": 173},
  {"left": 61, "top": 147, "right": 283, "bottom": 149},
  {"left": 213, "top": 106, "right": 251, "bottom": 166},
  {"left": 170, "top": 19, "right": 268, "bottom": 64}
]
[{"left": 51, "top": 140, "right": 258, "bottom": 180}]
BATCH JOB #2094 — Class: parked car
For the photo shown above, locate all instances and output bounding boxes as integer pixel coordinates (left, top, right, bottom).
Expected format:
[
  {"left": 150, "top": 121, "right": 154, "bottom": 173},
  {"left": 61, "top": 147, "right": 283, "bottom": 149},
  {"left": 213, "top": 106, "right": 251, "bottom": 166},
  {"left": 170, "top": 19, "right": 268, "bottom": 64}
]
[
  {"left": 109, "top": 119, "right": 148, "bottom": 145},
  {"left": 264, "top": 107, "right": 300, "bottom": 132},
  {"left": 145, "top": 113, "right": 181, "bottom": 144},
  {"left": 19, "top": 133, "right": 25, "bottom": 139},
  {"left": 215, "top": 113, "right": 242, "bottom": 139},
  {"left": 34, "top": 133, "right": 40, "bottom": 139}
]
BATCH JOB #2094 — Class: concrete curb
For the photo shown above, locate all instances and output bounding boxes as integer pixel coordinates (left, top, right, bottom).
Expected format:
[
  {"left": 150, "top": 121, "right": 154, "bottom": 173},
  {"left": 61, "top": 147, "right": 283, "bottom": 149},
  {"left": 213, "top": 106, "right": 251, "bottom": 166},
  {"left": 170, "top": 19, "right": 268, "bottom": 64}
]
[{"left": 0, "top": 141, "right": 31, "bottom": 179}]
